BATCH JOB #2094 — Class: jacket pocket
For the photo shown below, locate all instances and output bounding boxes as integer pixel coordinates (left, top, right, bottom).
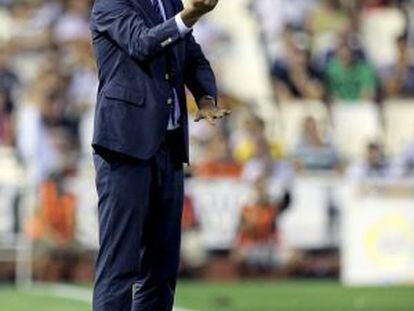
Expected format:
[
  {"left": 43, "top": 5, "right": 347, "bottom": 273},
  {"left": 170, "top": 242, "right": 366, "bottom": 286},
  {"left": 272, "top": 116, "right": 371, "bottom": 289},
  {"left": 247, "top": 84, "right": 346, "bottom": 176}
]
[{"left": 103, "top": 83, "right": 144, "bottom": 107}]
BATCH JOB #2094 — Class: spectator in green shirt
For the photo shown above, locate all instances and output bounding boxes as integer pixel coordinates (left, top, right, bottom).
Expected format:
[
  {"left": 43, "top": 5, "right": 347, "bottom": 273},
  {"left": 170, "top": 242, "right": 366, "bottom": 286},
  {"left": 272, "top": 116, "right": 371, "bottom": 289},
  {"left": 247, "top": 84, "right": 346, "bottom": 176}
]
[{"left": 325, "top": 41, "right": 378, "bottom": 102}]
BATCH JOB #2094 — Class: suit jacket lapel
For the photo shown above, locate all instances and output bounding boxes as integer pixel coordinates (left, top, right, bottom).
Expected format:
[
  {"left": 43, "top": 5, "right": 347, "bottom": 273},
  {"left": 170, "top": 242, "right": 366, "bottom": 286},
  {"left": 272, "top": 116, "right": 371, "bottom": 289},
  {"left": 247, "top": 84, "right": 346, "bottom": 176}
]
[
  {"left": 131, "top": 0, "right": 163, "bottom": 26},
  {"left": 161, "top": 0, "right": 175, "bottom": 19}
]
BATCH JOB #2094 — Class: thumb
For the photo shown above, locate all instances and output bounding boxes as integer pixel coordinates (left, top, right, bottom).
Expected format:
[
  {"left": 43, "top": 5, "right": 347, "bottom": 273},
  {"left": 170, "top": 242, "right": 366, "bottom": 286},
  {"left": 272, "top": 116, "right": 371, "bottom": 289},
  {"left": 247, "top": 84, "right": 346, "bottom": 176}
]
[{"left": 194, "top": 111, "right": 204, "bottom": 122}]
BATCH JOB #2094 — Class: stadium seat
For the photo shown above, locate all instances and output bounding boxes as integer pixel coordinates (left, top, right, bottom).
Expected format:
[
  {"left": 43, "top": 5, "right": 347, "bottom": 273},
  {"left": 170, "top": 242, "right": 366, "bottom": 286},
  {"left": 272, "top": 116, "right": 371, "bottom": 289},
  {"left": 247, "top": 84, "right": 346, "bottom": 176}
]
[
  {"left": 361, "top": 8, "right": 406, "bottom": 68},
  {"left": 383, "top": 100, "right": 414, "bottom": 156},
  {"left": 278, "top": 100, "right": 329, "bottom": 153},
  {"left": 279, "top": 175, "right": 340, "bottom": 249},
  {"left": 331, "top": 102, "right": 382, "bottom": 159}
]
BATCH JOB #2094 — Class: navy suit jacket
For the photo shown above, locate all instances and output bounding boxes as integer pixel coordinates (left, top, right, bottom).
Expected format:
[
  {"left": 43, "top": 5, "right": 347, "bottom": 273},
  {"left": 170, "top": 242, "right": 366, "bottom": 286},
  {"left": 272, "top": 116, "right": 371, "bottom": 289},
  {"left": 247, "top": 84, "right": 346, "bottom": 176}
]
[{"left": 90, "top": 0, "right": 217, "bottom": 162}]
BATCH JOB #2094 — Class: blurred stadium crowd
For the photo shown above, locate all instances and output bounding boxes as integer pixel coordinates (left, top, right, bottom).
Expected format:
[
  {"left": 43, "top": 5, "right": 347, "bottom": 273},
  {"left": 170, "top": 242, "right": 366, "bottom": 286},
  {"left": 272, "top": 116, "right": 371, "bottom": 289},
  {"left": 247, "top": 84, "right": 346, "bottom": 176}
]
[{"left": 1, "top": 0, "right": 414, "bottom": 283}]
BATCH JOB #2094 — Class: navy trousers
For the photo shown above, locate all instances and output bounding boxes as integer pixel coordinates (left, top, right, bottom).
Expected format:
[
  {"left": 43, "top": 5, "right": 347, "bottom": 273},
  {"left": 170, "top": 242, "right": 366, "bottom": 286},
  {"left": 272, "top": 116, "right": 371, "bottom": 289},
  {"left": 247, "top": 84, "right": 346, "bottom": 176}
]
[{"left": 92, "top": 140, "right": 184, "bottom": 311}]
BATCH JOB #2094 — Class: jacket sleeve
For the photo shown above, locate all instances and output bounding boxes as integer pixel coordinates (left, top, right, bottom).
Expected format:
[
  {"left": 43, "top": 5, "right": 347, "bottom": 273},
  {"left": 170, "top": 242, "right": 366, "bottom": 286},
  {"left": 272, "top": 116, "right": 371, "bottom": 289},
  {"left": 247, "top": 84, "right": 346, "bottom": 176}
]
[
  {"left": 91, "top": 0, "right": 182, "bottom": 62},
  {"left": 184, "top": 34, "right": 218, "bottom": 103}
]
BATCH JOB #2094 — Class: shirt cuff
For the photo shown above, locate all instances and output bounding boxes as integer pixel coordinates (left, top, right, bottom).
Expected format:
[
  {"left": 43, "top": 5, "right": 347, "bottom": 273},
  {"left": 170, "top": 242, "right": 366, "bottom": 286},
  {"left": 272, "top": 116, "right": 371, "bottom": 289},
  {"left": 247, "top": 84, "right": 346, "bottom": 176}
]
[{"left": 175, "top": 14, "right": 192, "bottom": 37}]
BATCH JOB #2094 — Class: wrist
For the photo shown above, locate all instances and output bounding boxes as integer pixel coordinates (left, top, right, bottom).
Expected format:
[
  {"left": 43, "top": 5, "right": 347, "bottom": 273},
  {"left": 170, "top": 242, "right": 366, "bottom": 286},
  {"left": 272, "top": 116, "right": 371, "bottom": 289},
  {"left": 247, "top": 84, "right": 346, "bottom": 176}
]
[
  {"left": 180, "top": 9, "right": 200, "bottom": 28},
  {"left": 198, "top": 96, "right": 216, "bottom": 109}
]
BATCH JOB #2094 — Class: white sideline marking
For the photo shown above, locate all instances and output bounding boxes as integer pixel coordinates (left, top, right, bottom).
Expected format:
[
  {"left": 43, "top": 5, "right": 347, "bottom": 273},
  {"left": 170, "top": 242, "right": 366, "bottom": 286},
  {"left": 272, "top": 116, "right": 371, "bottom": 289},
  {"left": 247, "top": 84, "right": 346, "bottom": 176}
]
[{"left": 22, "top": 283, "right": 196, "bottom": 311}]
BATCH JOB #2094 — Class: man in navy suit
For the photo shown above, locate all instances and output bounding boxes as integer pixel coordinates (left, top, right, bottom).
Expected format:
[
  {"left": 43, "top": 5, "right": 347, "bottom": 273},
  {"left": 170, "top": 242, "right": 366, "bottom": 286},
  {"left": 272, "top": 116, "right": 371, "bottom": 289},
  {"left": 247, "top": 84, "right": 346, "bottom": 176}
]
[{"left": 90, "top": 0, "right": 229, "bottom": 310}]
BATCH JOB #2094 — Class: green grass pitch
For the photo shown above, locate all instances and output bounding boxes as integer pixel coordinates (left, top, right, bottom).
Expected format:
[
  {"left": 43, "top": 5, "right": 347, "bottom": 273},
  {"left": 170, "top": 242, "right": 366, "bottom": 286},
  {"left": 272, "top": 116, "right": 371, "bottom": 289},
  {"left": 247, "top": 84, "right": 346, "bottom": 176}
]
[{"left": 1, "top": 280, "right": 413, "bottom": 310}]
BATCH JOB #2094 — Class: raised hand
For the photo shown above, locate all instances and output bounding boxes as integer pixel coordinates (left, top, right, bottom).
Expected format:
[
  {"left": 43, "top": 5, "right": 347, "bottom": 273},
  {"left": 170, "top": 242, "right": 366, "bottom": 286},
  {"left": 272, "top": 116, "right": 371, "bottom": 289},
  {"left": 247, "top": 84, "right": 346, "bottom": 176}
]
[
  {"left": 194, "top": 96, "right": 231, "bottom": 125},
  {"left": 186, "top": 0, "right": 218, "bottom": 14},
  {"left": 181, "top": 0, "right": 219, "bottom": 27}
]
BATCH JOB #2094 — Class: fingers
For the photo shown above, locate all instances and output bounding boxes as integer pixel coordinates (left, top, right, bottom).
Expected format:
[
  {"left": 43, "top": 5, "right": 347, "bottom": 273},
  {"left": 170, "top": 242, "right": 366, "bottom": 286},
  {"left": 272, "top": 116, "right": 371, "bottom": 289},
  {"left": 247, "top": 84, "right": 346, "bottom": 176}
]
[
  {"left": 194, "top": 108, "right": 231, "bottom": 125},
  {"left": 194, "top": 111, "right": 215, "bottom": 124},
  {"left": 210, "top": 108, "right": 231, "bottom": 119},
  {"left": 206, "top": 114, "right": 217, "bottom": 125},
  {"left": 215, "top": 108, "right": 231, "bottom": 118}
]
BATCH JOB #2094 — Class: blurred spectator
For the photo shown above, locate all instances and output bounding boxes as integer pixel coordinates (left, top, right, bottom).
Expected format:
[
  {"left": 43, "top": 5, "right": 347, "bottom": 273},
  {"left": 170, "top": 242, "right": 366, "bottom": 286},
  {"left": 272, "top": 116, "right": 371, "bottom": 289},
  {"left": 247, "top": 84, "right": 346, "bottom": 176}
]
[
  {"left": 383, "top": 34, "right": 414, "bottom": 97},
  {"left": 271, "top": 29, "right": 324, "bottom": 102},
  {"left": 202, "top": 129, "right": 230, "bottom": 164},
  {"left": 251, "top": 0, "right": 317, "bottom": 43},
  {"left": 0, "top": 92, "right": 13, "bottom": 145},
  {"left": 324, "top": 39, "right": 378, "bottom": 101},
  {"left": 189, "top": 97, "right": 243, "bottom": 177},
  {"left": 0, "top": 47, "right": 18, "bottom": 145},
  {"left": 233, "top": 179, "right": 279, "bottom": 274},
  {"left": 0, "top": 47, "right": 19, "bottom": 111},
  {"left": 32, "top": 0, "right": 63, "bottom": 29},
  {"left": 389, "top": 136, "right": 414, "bottom": 177},
  {"left": 53, "top": 0, "right": 90, "bottom": 44},
  {"left": 308, "top": 0, "right": 351, "bottom": 55},
  {"left": 180, "top": 196, "right": 206, "bottom": 275},
  {"left": 293, "top": 116, "right": 340, "bottom": 171},
  {"left": 232, "top": 114, "right": 269, "bottom": 163},
  {"left": 347, "top": 142, "right": 391, "bottom": 179},
  {"left": 17, "top": 47, "right": 79, "bottom": 184},
  {"left": 0, "top": 3, "right": 13, "bottom": 45},
  {"left": 8, "top": 1, "right": 50, "bottom": 52},
  {"left": 359, "top": 0, "right": 407, "bottom": 71},
  {"left": 241, "top": 119, "right": 292, "bottom": 178},
  {"left": 66, "top": 40, "right": 98, "bottom": 155},
  {"left": 240, "top": 114, "right": 293, "bottom": 210},
  {"left": 26, "top": 176, "right": 76, "bottom": 245},
  {"left": 26, "top": 175, "right": 78, "bottom": 282}
]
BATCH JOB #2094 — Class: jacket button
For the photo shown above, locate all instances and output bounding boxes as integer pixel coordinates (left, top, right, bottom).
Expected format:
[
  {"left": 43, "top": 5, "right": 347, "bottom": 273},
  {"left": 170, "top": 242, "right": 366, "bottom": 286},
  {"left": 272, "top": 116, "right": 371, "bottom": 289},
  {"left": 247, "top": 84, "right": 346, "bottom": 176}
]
[
  {"left": 160, "top": 37, "right": 173, "bottom": 47},
  {"left": 166, "top": 98, "right": 173, "bottom": 105}
]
